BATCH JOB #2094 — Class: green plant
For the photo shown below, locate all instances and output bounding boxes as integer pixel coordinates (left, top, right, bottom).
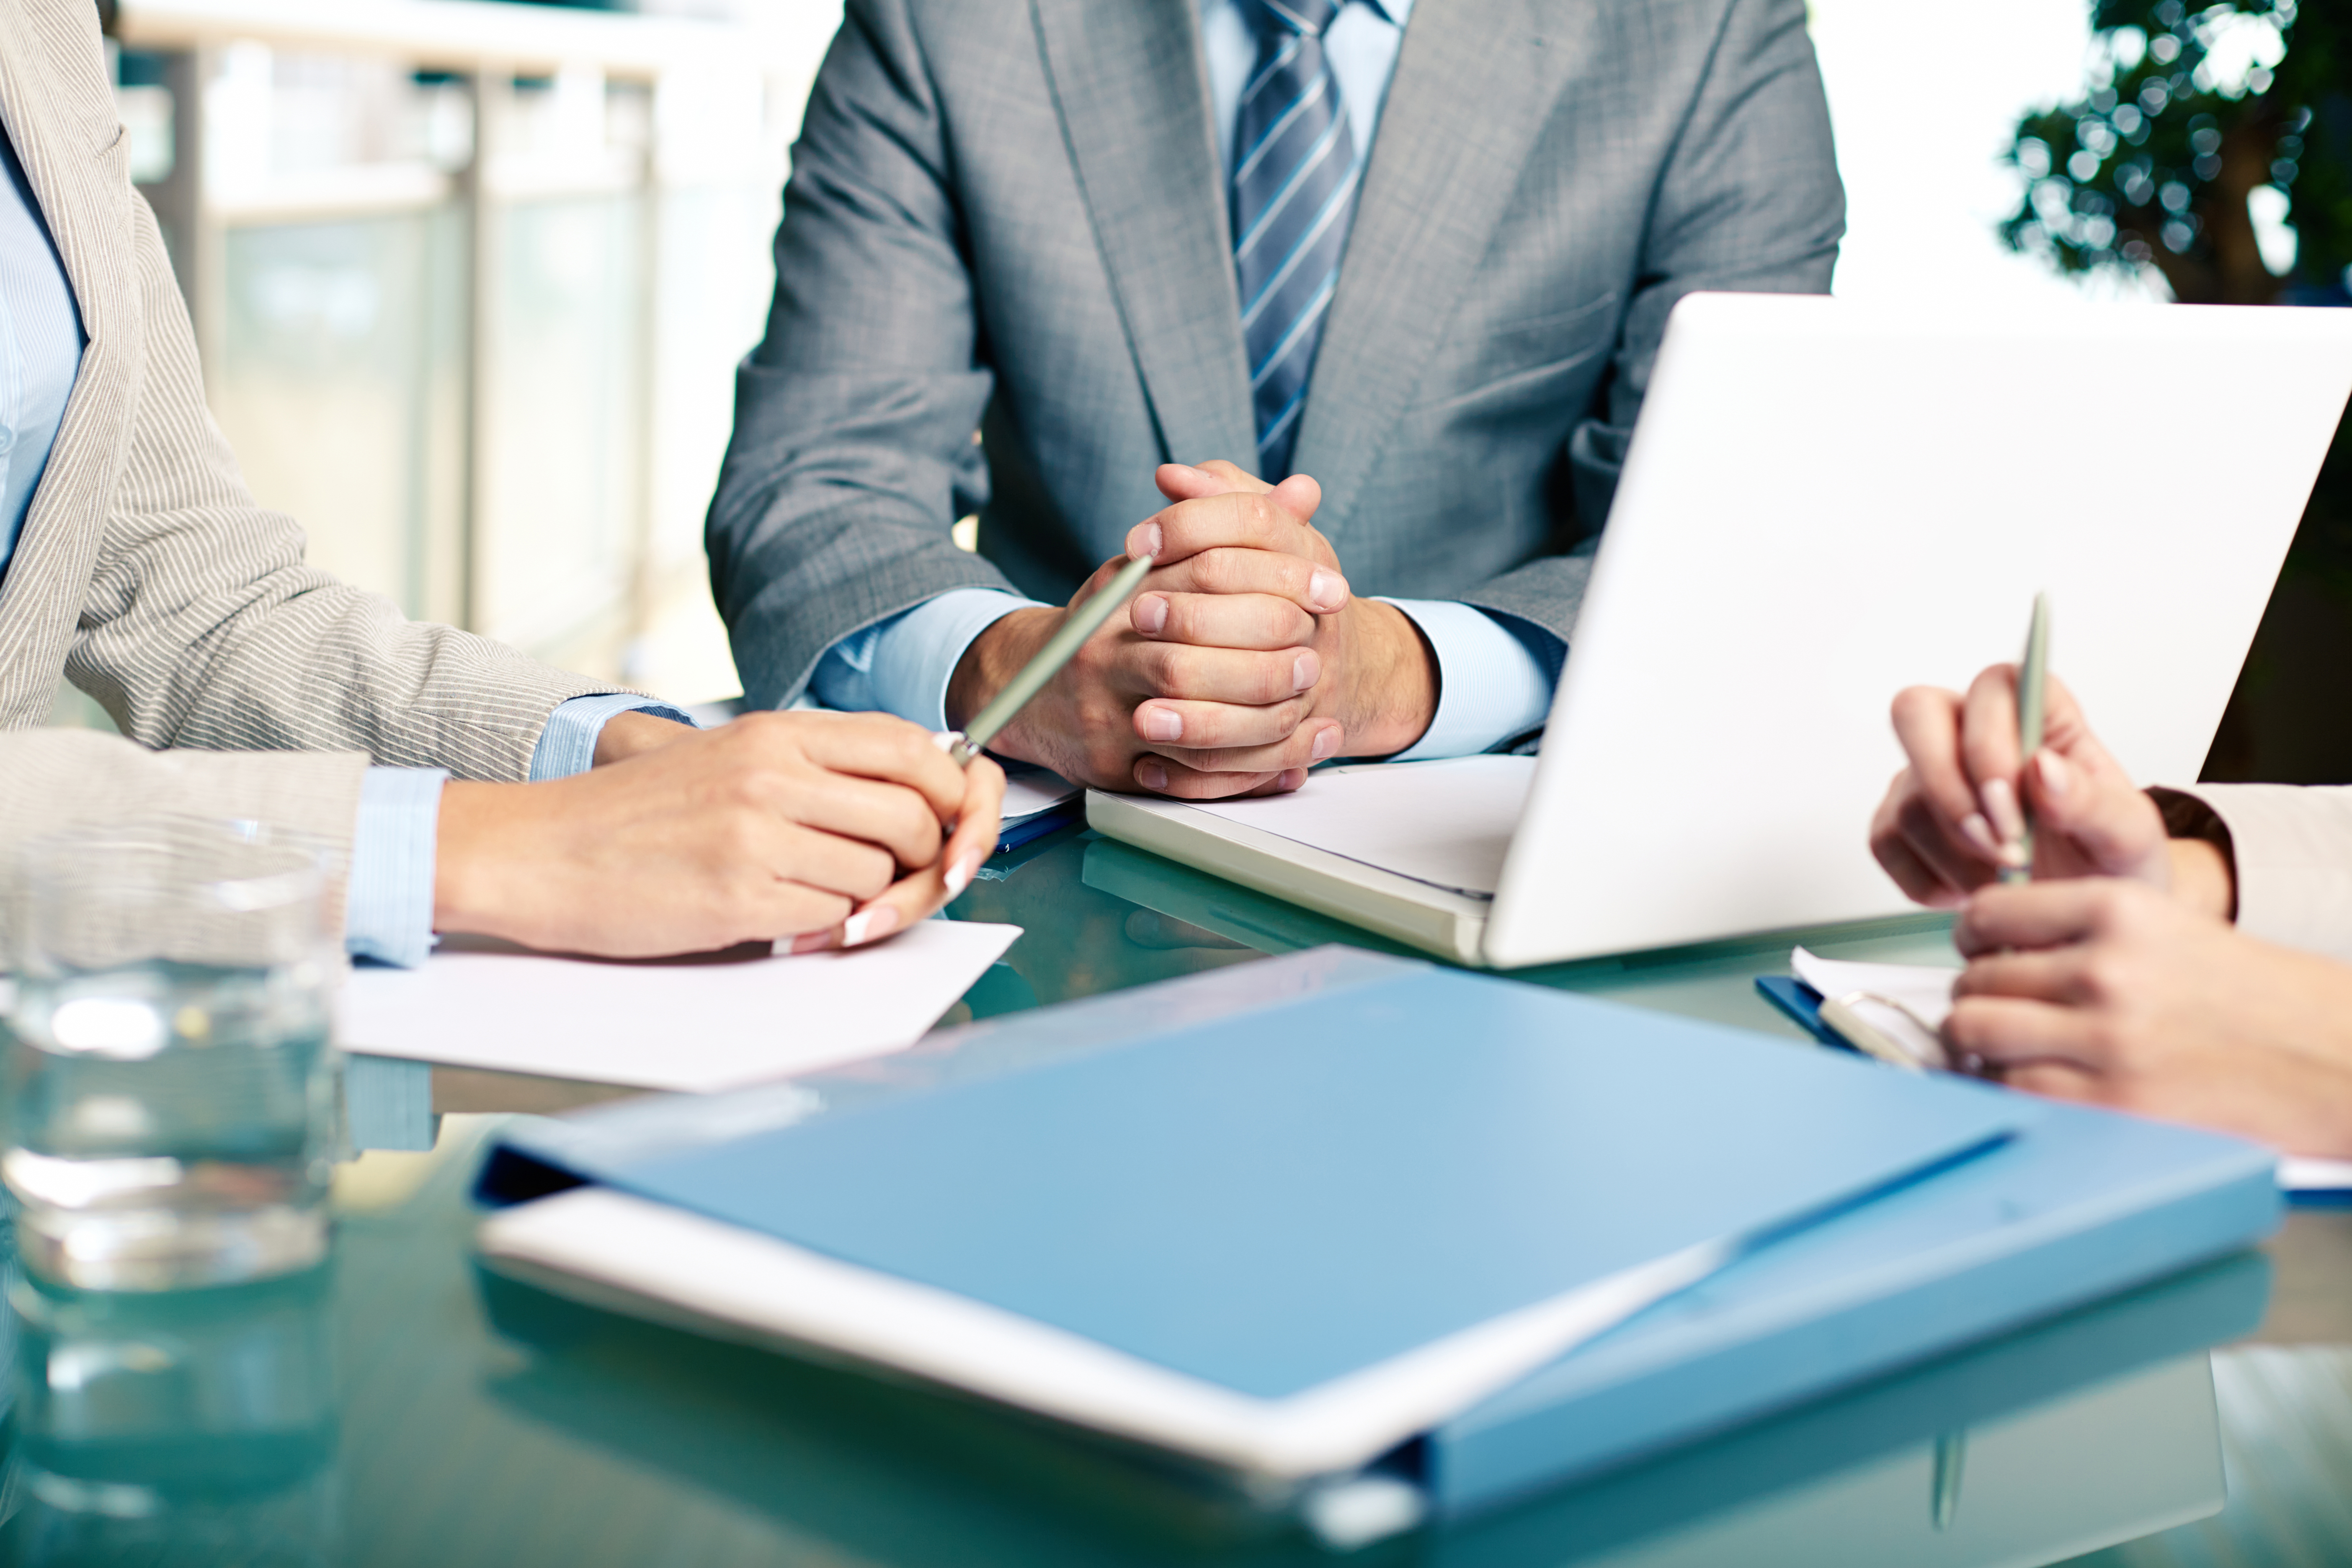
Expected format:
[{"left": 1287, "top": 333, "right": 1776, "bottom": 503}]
[{"left": 2001, "top": 0, "right": 2350, "bottom": 305}]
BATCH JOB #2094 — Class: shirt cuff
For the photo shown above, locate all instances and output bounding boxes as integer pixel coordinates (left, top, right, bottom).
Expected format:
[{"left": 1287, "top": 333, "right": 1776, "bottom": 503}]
[
  {"left": 810, "top": 589, "right": 1045, "bottom": 732},
  {"left": 529, "top": 693, "right": 699, "bottom": 781},
  {"left": 347, "top": 767, "right": 449, "bottom": 969},
  {"left": 1381, "top": 599, "right": 1560, "bottom": 761}
]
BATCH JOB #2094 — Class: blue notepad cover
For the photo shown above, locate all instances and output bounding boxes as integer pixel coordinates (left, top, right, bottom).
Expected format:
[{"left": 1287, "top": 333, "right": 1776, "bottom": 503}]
[
  {"left": 532, "top": 970, "right": 2027, "bottom": 1401},
  {"left": 1430, "top": 1094, "right": 2276, "bottom": 1511}
]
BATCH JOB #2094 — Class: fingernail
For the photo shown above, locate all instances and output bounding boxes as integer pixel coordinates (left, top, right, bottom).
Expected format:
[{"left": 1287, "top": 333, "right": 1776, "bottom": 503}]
[
  {"left": 1308, "top": 569, "right": 1346, "bottom": 612},
  {"left": 1138, "top": 761, "right": 1168, "bottom": 791},
  {"left": 2036, "top": 750, "right": 2070, "bottom": 798},
  {"left": 1129, "top": 522, "right": 1163, "bottom": 561},
  {"left": 1310, "top": 726, "right": 1341, "bottom": 762},
  {"left": 931, "top": 730, "right": 960, "bottom": 752},
  {"left": 1980, "top": 777, "right": 2026, "bottom": 847},
  {"left": 1133, "top": 594, "right": 1168, "bottom": 635},
  {"left": 1138, "top": 707, "right": 1183, "bottom": 742},
  {"left": 1278, "top": 768, "right": 1307, "bottom": 791},
  {"left": 1959, "top": 813, "right": 2002, "bottom": 859},
  {"left": 944, "top": 853, "right": 979, "bottom": 900},
  {"left": 1166, "top": 463, "right": 1204, "bottom": 480},
  {"left": 789, "top": 930, "right": 835, "bottom": 954},
  {"left": 842, "top": 906, "right": 900, "bottom": 947},
  {"left": 1292, "top": 651, "right": 1318, "bottom": 691}
]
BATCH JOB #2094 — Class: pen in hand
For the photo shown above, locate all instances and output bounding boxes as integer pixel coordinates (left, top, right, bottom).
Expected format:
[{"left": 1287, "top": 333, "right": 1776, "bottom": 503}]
[
  {"left": 936, "top": 551, "right": 1158, "bottom": 768},
  {"left": 1999, "top": 592, "right": 2050, "bottom": 886}
]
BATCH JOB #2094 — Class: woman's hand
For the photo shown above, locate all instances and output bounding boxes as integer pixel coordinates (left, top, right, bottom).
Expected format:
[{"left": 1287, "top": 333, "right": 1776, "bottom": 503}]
[
  {"left": 1870, "top": 665, "right": 2171, "bottom": 906},
  {"left": 434, "top": 710, "right": 1003, "bottom": 957},
  {"left": 1947, "top": 877, "right": 2352, "bottom": 1158}
]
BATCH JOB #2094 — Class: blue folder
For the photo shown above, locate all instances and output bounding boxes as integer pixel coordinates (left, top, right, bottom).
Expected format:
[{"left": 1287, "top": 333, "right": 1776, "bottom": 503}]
[{"left": 479, "top": 947, "right": 2279, "bottom": 1517}]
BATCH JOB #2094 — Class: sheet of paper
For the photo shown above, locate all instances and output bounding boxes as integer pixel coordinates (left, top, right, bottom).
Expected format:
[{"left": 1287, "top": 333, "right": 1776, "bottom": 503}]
[
  {"left": 2281, "top": 1158, "right": 2352, "bottom": 1192},
  {"left": 340, "top": 921, "right": 1019, "bottom": 1093},
  {"left": 1791, "top": 948, "right": 1959, "bottom": 1070},
  {"left": 1001, "top": 768, "right": 1079, "bottom": 821},
  {"left": 1187, "top": 756, "right": 1536, "bottom": 897}
]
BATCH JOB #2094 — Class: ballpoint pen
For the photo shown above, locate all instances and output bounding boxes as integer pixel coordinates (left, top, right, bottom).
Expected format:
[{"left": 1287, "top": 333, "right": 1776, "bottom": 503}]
[
  {"left": 936, "top": 552, "right": 1157, "bottom": 767},
  {"left": 2000, "top": 592, "right": 2050, "bottom": 887}
]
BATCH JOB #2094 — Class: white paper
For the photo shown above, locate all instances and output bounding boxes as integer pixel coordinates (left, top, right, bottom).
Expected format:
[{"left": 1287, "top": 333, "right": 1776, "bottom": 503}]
[
  {"left": 1188, "top": 756, "right": 1535, "bottom": 897},
  {"left": 1791, "top": 947, "right": 1958, "bottom": 1070},
  {"left": 1001, "top": 768, "right": 1079, "bottom": 822},
  {"left": 340, "top": 921, "right": 1019, "bottom": 1092},
  {"left": 2280, "top": 1157, "right": 2352, "bottom": 1192}
]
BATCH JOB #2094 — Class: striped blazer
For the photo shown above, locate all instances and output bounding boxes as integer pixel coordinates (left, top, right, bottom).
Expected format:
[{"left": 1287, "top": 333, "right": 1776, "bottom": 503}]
[{"left": 0, "top": 0, "right": 605, "bottom": 915}]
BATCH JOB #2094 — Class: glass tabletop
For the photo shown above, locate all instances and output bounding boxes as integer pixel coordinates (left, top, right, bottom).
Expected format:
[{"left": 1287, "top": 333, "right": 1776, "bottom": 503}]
[{"left": 6, "top": 825, "right": 2349, "bottom": 1566}]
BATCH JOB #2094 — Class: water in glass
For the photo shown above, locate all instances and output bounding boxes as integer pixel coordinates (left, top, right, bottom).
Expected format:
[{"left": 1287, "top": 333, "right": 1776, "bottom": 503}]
[{"left": 4, "top": 820, "right": 338, "bottom": 1289}]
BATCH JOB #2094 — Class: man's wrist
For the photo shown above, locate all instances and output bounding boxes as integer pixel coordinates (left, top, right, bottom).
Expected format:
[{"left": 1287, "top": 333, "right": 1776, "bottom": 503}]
[
  {"left": 946, "top": 606, "right": 1058, "bottom": 731},
  {"left": 1339, "top": 600, "right": 1439, "bottom": 758}
]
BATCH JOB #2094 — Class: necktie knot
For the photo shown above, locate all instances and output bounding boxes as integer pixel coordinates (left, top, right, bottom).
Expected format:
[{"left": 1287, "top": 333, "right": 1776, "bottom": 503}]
[{"left": 1256, "top": 0, "right": 1343, "bottom": 39}]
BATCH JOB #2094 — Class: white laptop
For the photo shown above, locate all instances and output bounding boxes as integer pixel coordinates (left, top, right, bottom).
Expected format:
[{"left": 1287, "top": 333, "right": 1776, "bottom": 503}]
[{"left": 1086, "top": 293, "right": 2352, "bottom": 968}]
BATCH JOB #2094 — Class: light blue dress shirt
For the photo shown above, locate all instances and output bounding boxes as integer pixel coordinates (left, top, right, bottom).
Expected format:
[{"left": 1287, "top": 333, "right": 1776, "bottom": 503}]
[
  {"left": 812, "top": 0, "right": 1559, "bottom": 761},
  {"left": 0, "top": 123, "right": 687, "bottom": 967},
  {"left": 0, "top": 130, "right": 81, "bottom": 571}
]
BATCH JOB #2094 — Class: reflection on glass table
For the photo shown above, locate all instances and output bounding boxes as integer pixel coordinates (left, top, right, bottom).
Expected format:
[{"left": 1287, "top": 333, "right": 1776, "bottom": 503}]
[
  {"left": 470, "top": 1244, "right": 2260, "bottom": 1567},
  {"left": 233, "top": 826, "right": 2352, "bottom": 1564},
  {"left": 2, "top": 1258, "right": 339, "bottom": 1566}
]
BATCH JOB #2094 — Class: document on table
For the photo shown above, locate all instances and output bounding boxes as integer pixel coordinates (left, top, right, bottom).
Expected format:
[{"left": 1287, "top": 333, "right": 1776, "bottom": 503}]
[
  {"left": 340, "top": 921, "right": 1020, "bottom": 1092},
  {"left": 1189, "top": 756, "right": 1536, "bottom": 897},
  {"left": 1001, "top": 767, "right": 1080, "bottom": 821},
  {"left": 1789, "top": 946, "right": 2352, "bottom": 1197},
  {"left": 1792, "top": 948, "right": 1958, "bottom": 1070}
]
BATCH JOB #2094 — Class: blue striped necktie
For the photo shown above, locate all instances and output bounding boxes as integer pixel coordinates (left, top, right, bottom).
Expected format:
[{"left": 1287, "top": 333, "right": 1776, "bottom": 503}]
[{"left": 1231, "top": 0, "right": 1361, "bottom": 481}]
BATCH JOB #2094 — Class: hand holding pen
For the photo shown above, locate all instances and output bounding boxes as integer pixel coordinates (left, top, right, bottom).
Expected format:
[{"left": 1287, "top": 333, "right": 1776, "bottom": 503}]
[{"left": 1868, "top": 600, "right": 2176, "bottom": 905}]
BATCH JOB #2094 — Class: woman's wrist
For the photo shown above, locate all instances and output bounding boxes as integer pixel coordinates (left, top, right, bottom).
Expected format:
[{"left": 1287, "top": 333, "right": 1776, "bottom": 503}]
[{"left": 2166, "top": 836, "right": 2236, "bottom": 922}]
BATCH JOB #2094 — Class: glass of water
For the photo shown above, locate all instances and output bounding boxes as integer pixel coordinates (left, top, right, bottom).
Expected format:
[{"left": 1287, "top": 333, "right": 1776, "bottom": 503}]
[{"left": 4, "top": 818, "right": 339, "bottom": 1290}]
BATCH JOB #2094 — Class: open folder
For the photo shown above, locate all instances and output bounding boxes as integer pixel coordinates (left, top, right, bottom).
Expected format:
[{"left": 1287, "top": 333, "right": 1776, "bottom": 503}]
[{"left": 477, "top": 951, "right": 2046, "bottom": 1480}]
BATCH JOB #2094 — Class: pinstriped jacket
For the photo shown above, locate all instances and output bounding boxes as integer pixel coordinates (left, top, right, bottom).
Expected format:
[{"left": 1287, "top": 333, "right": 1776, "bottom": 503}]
[{"left": 0, "top": 0, "right": 605, "bottom": 912}]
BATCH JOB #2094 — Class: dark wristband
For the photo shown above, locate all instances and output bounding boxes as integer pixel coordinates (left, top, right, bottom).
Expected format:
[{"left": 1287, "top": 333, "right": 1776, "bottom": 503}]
[{"left": 2146, "top": 787, "right": 2238, "bottom": 921}]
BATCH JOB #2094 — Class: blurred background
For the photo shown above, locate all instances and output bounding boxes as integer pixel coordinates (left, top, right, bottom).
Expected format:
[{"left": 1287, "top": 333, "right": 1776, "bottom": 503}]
[{"left": 52, "top": 0, "right": 2352, "bottom": 781}]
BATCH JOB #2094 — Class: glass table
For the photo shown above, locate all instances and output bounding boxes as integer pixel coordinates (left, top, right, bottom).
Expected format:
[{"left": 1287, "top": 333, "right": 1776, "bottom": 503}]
[{"left": 7, "top": 826, "right": 2349, "bottom": 1566}]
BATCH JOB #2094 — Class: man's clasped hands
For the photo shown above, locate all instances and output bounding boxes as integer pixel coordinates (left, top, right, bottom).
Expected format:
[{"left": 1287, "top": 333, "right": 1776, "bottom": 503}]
[
  {"left": 510, "top": 459, "right": 1420, "bottom": 962},
  {"left": 946, "top": 461, "right": 1439, "bottom": 797}
]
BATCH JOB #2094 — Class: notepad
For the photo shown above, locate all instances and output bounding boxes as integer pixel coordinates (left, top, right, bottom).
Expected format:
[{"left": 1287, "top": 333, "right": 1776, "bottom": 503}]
[
  {"left": 340, "top": 921, "right": 1019, "bottom": 1091},
  {"left": 1791, "top": 947, "right": 1958, "bottom": 1069},
  {"left": 1189, "top": 756, "right": 1535, "bottom": 898}
]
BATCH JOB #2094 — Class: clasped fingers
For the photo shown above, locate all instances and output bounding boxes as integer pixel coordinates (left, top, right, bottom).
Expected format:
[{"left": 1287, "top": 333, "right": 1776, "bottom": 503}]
[
  {"left": 1143, "top": 546, "right": 1349, "bottom": 615},
  {"left": 1131, "top": 589, "right": 1318, "bottom": 650}
]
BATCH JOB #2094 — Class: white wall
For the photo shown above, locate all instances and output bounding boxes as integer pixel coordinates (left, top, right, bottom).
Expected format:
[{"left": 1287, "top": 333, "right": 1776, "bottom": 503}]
[{"left": 1809, "top": 0, "right": 2161, "bottom": 304}]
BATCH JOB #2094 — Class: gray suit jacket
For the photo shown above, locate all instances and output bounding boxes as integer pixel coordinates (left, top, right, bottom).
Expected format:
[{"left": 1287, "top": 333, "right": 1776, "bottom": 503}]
[
  {"left": 709, "top": 0, "right": 1844, "bottom": 707},
  {"left": 0, "top": 0, "right": 605, "bottom": 916}
]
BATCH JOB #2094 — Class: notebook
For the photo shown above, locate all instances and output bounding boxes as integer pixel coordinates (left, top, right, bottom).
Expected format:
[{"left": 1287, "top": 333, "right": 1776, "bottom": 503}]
[{"left": 476, "top": 956, "right": 2029, "bottom": 1481}]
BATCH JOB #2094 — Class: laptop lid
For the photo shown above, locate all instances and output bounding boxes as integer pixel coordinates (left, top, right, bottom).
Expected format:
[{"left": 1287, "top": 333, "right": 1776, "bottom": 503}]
[{"left": 1483, "top": 292, "right": 2352, "bottom": 968}]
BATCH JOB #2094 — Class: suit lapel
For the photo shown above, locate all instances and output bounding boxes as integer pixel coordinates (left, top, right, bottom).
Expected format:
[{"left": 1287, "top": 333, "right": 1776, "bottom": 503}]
[
  {"left": 1290, "top": 0, "right": 1584, "bottom": 535},
  {"left": 0, "top": 0, "right": 138, "bottom": 728},
  {"left": 1030, "top": 0, "right": 1257, "bottom": 469}
]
